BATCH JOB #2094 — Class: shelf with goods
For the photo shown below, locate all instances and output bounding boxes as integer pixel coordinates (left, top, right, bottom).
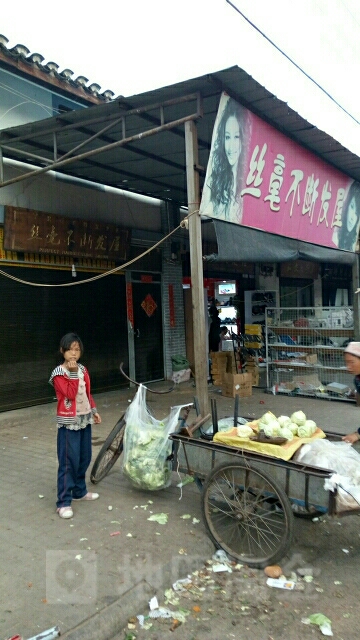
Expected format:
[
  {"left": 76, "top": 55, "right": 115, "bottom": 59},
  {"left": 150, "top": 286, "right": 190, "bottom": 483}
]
[
  {"left": 244, "top": 290, "right": 277, "bottom": 325},
  {"left": 208, "top": 280, "right": 239, "bottom": 337},
  {"left": 217, "top": 305, "right": 238, "bottom": 335},
  {"left": 265, "top": 306, "right": 355, "bottom": 401}
]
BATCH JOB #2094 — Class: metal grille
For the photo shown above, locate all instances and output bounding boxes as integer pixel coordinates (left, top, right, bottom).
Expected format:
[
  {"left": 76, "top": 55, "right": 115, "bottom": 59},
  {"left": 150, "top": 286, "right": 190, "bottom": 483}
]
[{"left": 265, "top": 307, "right": 354, "bottom": 401}]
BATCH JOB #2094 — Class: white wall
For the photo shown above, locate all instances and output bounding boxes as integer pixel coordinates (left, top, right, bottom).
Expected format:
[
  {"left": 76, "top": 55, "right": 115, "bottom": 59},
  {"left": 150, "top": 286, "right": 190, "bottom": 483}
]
[{"left": 0, "top": 161, "right": 162, "bottom": 231}]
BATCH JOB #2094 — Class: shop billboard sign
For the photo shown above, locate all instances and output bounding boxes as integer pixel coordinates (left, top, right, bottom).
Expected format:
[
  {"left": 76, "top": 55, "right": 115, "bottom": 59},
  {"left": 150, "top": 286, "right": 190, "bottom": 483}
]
[{"left": 200, "top": 92, "right": 360, "bottom": 252}]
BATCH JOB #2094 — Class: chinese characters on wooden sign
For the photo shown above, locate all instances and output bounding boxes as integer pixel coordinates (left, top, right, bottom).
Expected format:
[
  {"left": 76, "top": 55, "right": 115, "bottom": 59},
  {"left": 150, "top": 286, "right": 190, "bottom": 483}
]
[{"left": 4, "top": 207, "right": 130, "bottom": 261}]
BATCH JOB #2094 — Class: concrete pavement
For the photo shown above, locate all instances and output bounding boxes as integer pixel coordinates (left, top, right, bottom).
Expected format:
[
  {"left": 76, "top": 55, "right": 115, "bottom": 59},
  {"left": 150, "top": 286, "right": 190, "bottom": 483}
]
[{"left": 1, "top": 380, "right": 359, "bottom": 639}]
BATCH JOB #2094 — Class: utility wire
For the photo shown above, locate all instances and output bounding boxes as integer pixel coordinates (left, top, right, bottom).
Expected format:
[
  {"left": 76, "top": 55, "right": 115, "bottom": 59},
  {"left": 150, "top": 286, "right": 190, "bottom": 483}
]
[
  {"left": 0, "top": 212, "right": 193, "bottom": 288},
  {"left": 226, "top": 0, "right": 360, "bottom": 126}
]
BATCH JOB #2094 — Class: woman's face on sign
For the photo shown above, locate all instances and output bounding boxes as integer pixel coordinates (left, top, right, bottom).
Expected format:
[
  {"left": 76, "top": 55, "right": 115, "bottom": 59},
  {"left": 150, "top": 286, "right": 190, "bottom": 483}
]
[
  {"left": 224, "top": 116, "right": 241, "bottom": 167},
  {"left": 346, "top": 196, "right": 358, "bottom": 232}
]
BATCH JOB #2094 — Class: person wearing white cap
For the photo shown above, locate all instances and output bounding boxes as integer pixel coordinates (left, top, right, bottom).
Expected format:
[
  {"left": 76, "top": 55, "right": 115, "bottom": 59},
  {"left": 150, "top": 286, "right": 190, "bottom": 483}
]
[{"left": 342, "top": 342, "right": 360, "bottom": 444}]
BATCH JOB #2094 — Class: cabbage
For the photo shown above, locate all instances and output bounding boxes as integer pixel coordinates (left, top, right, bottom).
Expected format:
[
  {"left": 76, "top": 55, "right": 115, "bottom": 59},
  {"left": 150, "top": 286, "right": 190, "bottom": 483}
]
[
  {"left": 123, "top": 422, "right": 172, "bottom": 490},
  {"left": 261, "top": 411, "right": 277, "bottom": 425},
  {"left": 287, "top": 422, "right": 299, "bottom": 436},
  {"left": 304, "top": 420, "right": 317, "bottom": 434},
  {"left": 262, "top": 425, "right": 274, "bottom": 438},
  {"left": 277, "top": 415, "right": 291, "bottom": 428},
  {"left": 267, "top": 420, "right": 281, "bottom": 435},
  {"left": 258, "top": 421, "right": 268, "bottom": 431},
  {"left": 280, "top": 426, "right": 294, "bottom": 441},
  {"left": 237, "top": 424, "right": 254, "bottom": 438},
  {"left": 290, "top": 410, "right": 307, "bottom": 426},
  {"left": 298, "top": 424, "right": 315, "bottom": 438},
  {"left": 261, "top": 420, "right": 280, "bottom": 437}
]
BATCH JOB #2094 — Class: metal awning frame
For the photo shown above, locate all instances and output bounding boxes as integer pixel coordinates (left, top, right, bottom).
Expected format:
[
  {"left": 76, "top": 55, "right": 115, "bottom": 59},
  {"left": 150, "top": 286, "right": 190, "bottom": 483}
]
[{"left": 0, "top": 92, "right": 203, "bottom": 190}]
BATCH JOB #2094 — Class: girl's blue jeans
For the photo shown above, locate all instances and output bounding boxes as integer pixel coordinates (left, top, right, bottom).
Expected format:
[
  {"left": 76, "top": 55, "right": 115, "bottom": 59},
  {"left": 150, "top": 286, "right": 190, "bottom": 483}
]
[{"left": 57, "top": 424, "right": 92, "bottom": 508}]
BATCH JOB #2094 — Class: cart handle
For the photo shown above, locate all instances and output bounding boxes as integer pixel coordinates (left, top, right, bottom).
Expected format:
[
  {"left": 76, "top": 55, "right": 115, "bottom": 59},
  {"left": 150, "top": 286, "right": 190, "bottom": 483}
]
[{"left": 119, "top": 362, "right": 175, "bottom": 394}]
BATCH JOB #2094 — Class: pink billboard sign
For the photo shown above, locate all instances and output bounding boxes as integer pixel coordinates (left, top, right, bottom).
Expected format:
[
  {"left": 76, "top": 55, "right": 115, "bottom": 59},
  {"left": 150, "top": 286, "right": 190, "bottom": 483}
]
[{"left": 200, "top": 93, "right": 360, "bottom": 252}]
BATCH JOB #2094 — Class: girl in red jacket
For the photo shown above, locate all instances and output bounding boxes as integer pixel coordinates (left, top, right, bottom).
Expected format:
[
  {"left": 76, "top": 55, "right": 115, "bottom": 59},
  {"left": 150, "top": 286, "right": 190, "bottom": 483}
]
[{"left": 49, "top": 332, "right": 101, "bottom": 519}]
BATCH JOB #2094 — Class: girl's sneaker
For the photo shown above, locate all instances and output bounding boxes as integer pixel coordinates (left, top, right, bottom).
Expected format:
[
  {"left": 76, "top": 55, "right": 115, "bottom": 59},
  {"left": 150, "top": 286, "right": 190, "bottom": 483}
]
[
  {"left": 73, "top": 492, "right": 99, "bottom": 501},
  {"left": 57, "top": 506, "right": 73, "bottom": 519}
]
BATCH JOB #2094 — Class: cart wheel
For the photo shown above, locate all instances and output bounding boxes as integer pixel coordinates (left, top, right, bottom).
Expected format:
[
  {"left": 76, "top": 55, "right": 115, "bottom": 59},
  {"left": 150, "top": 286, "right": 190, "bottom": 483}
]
[
  {"left": 90, "top": 415, "right": 126, "bottom": 484},
  {"left": 201, "top": 460, "right": 294, "bottom": 568}
]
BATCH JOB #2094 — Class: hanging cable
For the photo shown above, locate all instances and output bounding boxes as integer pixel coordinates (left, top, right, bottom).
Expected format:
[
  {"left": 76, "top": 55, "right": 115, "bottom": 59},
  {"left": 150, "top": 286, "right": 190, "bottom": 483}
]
[
  {"left": 0, "top": 211, "right": 194, "bottom": 288},
  {"left": 225, "top": 0, "right": 360, "bottom": 126}
]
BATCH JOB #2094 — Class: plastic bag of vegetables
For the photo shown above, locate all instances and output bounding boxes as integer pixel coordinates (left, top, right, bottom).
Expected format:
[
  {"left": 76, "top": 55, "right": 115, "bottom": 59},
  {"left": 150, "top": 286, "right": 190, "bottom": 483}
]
[{"left": 122, "top": 384, "right": 189, "bottom": 491}]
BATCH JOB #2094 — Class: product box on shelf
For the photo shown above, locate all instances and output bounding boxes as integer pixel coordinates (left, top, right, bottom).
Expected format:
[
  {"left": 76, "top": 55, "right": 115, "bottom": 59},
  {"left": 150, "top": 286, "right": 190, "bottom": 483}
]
[
  {"left": 244, "top": 324, "right": 262, "bottom": 336},
  {"left": 294, "top": 353, "right": 318, "bottom": 364},
  {"left": 221, "top": 372, "right": 252, "bottom": 398}
]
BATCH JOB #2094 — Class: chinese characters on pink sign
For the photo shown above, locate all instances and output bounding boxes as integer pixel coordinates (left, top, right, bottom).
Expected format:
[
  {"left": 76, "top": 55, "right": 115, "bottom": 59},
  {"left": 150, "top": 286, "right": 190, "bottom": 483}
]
[{"left": 200, "top": 93, "right": 360, "bottom": 252}]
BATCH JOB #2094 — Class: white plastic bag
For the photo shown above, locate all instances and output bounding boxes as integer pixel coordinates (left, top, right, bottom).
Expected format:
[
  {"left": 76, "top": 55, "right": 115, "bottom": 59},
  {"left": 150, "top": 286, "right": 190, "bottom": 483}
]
[
  {"left": 295, "top": 439, "right": 360, "bottom": 513},
  {"left": 294, "top": 439, "right": 360, "bottom": 484},
  {"left": 324, "top": 473, "right": 360, "bottom": 512},
  {"left": 122, "top": 384, "right": 187, "bottom": 491}
]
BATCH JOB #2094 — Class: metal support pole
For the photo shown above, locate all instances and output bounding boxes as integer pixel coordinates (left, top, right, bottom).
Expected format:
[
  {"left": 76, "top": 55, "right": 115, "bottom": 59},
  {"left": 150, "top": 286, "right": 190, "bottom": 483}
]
[
  {"left": 185, "top": 120, "right": 209, "bottom": 416},
  {"left": 0, "top": 147, "right": 3, "bottom": 183}
]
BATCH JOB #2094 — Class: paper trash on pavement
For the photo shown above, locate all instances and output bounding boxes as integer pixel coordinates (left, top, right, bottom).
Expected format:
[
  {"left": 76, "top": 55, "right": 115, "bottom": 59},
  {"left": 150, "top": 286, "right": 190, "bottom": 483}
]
[{"left": 266, "top": 577, "right": 295, "bottom": 590}]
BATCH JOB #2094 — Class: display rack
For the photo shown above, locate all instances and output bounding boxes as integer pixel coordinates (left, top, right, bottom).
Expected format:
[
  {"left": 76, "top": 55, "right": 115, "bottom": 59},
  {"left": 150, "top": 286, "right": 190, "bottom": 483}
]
[
  {"left": 265, "top": 306, "right": 354, "bottom": 401},
  {"left": 244, "top": 290, "right": 277, "bottom": 325}
]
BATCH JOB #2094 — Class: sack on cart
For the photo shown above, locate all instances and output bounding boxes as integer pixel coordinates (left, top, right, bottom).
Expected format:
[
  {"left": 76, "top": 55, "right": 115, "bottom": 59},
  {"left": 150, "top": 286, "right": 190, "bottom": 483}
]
[{"left": 122, "top": 384, "right": 185, "bottom": 491}]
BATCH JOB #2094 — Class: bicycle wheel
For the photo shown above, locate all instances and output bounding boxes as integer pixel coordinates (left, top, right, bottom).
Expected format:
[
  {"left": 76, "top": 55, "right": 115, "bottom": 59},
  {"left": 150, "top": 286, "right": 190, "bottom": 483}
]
[
  {"left": 201, "top": 460, "right": 294, "bottom": 568},
  {"left": 90, "top": 415, "right": 126, "bottom": 484}
]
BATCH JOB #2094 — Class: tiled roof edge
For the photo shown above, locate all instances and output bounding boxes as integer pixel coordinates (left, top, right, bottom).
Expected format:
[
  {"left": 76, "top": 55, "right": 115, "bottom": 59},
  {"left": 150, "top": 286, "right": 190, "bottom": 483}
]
[{"left": 0, "top": 34, "right": 117, "bottom": 104}]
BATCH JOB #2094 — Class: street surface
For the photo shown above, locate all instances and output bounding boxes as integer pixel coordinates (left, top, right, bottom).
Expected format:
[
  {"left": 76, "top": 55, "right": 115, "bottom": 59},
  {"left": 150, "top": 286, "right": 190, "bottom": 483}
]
[{"left": 1, "top": 381, "right": 360, "bottom": 640}]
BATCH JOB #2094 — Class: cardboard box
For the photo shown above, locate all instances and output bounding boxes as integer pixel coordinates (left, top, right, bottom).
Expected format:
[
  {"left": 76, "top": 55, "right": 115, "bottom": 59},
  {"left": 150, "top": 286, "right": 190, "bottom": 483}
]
[
  {"left": 210, "top": 352, "right": 228, "bottom": 362},
  {"left": 221, "top": 340, "right": 234, "bottom": 352},
  {"left": 293, "top": 353, "right": 318, "bottom": 364},
  {"left": 222, "top": 373, "right": 252, "bottom": 398},
  {"left": 247, "top": 365, "right": 260, "bottom": 386},
  {"left": 210, "top": 352, "right": 228, "bottom": 375}
]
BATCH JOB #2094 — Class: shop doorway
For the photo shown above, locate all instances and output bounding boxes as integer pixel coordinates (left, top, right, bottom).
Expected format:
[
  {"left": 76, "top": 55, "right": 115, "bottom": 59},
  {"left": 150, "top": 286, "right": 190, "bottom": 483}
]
[
  {"left": 279, "top": 277, "right": 314, "bottom": 311},
  {"left": 0, "top": 267, "right": 128, "bottom": 411},
  {"left": 129, "top": 275, "right": 164, "bottom": 383}
]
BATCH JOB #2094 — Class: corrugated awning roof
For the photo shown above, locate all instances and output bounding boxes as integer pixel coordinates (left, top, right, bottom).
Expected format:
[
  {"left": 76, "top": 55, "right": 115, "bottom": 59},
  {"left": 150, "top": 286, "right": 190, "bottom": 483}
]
[{"left": 0, "top": 65, "right": 359, "bottom": 204}]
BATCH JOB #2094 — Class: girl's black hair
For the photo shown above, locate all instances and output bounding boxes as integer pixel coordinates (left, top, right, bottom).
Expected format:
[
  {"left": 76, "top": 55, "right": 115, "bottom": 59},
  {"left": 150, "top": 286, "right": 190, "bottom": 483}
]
[
  {"left": 337, "top": 181, "right": 360, "bottom": 251},
  {"left": 210, "top": 97, "right": 247, "bottom": 212},
  {"left": 59, "top": 332, "right": 84, "bottom": 356}
]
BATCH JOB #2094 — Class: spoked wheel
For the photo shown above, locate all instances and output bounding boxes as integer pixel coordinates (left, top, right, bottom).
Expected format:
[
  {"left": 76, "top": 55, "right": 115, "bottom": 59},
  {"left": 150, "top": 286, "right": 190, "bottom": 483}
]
[
  {"left": 90, "top": 415, "right": 126, "bottom": 484},
  {"left": 201, "top": 460, "right": 294, "bottom": 568}
]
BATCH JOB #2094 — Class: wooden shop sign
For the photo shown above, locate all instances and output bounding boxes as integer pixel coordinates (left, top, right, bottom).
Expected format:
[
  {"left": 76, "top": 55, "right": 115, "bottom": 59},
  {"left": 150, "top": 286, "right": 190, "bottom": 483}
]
[
  {"left": 4, "top": 206, "right": 130, "bottom": 261},
  {"left": 280, "top": 260, "right": 319, "bottom": 279}
]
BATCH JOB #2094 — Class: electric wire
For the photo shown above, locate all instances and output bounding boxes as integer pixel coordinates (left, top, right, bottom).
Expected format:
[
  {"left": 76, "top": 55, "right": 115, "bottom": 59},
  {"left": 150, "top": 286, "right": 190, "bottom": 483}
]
[
  {"left": 0, "top": 212, "right": 194, "bottom": 288},
  {"left": 225, "top": 0, "right": 360, "bottom": 126}
]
